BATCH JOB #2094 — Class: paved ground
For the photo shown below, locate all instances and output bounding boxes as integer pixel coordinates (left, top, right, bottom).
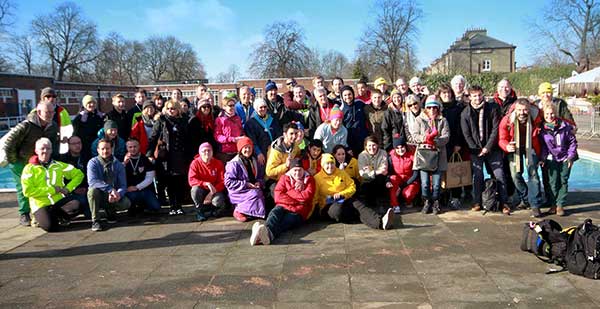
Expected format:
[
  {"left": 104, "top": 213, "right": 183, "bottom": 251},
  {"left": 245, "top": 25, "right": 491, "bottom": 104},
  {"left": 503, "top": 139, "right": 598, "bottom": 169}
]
[{"left": 1, "top": 190, "right": 600, "bottom": 308}]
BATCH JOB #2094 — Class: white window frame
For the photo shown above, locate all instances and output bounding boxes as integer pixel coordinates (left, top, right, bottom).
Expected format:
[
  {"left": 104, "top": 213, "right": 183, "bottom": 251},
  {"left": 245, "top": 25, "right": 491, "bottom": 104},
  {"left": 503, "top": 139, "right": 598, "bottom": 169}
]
[{"left": 483, "top": 59, "right": 491, "bottom": 72}]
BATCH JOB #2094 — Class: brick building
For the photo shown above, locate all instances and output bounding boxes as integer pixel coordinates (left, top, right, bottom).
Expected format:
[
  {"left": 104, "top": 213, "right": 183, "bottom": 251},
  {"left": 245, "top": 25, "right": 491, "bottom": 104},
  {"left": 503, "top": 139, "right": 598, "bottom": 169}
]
[{"left": 427, "top": 29, "right": 516, "bottom": 75}]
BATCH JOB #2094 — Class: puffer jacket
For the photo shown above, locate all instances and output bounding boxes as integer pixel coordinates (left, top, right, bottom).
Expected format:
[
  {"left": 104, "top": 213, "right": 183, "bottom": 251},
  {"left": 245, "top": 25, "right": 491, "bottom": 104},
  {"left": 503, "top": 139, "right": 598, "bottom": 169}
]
[
  {"left": 540, "top": 118, "right": 578, "bottom": 162},
  {"left": 265, "top": 135, "right": 301, "bottom": 180},
  {"left": 313, "top": 167, "right": 356, "bottom": 210},
  {"left": 4, "top": 112, "right": 58, "bottom": 164},
  {"left": 274, "top": 171, "right": 316, "bottom": 220},
  {"left": 388, "top": 149, "right": 414, "bottom": 181},
  {"left": 213, "top": 112, "right": 244, "bottom": 154}
]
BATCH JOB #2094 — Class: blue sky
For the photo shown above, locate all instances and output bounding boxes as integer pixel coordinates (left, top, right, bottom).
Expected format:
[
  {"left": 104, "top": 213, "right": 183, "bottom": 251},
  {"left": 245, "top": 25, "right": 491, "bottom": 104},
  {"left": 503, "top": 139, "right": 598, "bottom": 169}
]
[{"left": 12, "top": 0, "right": 543, "bottom": 78}]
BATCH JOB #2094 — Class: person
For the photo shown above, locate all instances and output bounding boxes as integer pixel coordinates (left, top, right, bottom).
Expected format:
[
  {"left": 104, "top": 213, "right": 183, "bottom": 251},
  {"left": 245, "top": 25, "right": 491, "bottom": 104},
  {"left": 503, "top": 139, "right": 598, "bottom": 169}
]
[
  {"left": 307, "top": 87, "right": 335, "bottom": 138},
  {"left": 328, "top": 77, "right": 344, "bottom": 105},
  {"left": 450, "top": 75, "right": 469, "bottom": 105},
  {"left": 187, "top": 96, "right": 218, "bottom": 161},
  {"left": 73, "top": 94, "right": 105, "bottom": 160},
  {"left": 4, "top": 101, "right": 58, "bottom": 226},
  {"left": 250, "top": 158, "right": 316, "bottom": 246},
  {"left": 246, "top": 98, "right": 282, "bottom": 167},
  {"left": 382, "top": 89, "right": 405, "bottom": 151},
  {"left": 214, "top": 91, "right": 244, "bottom": 162},
  {"left": 373, "top": 77, "right": 390, "bottom": 103},
  {"left": 412, "top": 96, "right": 449, "bottom": 215},
  {"left": 91, "top": 120, "right": 127, "bottom": 162},
  {"left": 395, "top": 76, "right": 412, "bottom": 100},
  {"left": 284, "top": 84, "right": 312, "bottom": 122},
  {"left": 386, "top": 136, "right": 419, "bottom": 214},
  {"left": 188, "top": 143, "right": 228, "bottom": 221},
  {"left": 265, "top": 122, "right": 301, "bottom": 182},
  {"left": 105, "top": 93, "right": 131, "bottom": 140},
  {"left": 147, "top": 99, "right": 189, "bottom": 216},
  {"left": 313, "top": 106, "right": 348, "bottom": 153},
  {"left": 357, "top": 136, "right": 388, "bottom": 205},
  {"left": 409, "top": 77, "right": 429, "bottom": 104},
  {"left": 356, "top": 80, "right": 372, "bottom": 104},
  {"left": 235, "top": 85, "right": 255, "bottom": 127},
  {"left": 339, "top": 85, "right": 368, "bottom": 156},
  {"left": 365, "top": 89, "right": 387, "bottom": 145},
  {"left": 403, "top": 94, "right": 422, "bottom": 145},
  {"left": 461, "top": 85, "right": 510, "bottom": 215},
  {"left": 169, "top": 88, "right": 183, "bottom": 105},
  {"left": 499, "top": 98, "right": 544, "bottom": 217},
  {"left": 37, "top": 87, "right": 73, "bottom": 154},
  {"left": 123, "top": 138, "right": 161, "bottom": 216},
  {"left": 87, "top": 139, "right": 131, "bottom": 231},
  {"left": 301, "top": 139, "right": 323, "bottom": 176},
  {"left": 22, "top": 138, "right": 83, "bottom": 232},
  {"left": 180, "top": 97, "right": 193, "bottom": 119},
  {"left": 332, "top": 144, "right": 359, "bottom": 184},
  {"left": 263, "top": 80, "right": 285, "bottom": 123},
  {"left": 539, "top": 103, "right": 578, "bottom": 216},
  {"left": 492, "top": 79, "right": 518, "bottom": 116},
  {"left": 535, "top": 82, "right": 576, "bottom": 129},
  {"left": 192, "top": 84, "right": 209, "bottom": 114},
  {"left": 127, "top": 90, "right": 146, "bottom": 128},
  {"left": 59, "top": 136, "right": 91, "bottom": 219},
  {"left": 224, "top": 137, "right": 266, "bottom": 222},
  {"left": 314, "top": 154, "right": 397, "bottom": 230},
  {"left": 312, "top": 75, "right": 326, "bottom": 92},
  {"left": 152, "top": 94, "right": 165, "bottom": 117},
  {"left": 130, "top": 100, "right": 156, "bottom": 155}
]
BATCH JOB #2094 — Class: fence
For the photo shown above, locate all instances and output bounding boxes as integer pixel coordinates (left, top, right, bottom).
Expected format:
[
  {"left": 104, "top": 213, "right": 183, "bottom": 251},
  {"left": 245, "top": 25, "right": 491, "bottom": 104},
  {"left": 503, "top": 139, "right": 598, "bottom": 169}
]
[{"left": 573, "top": 106, "right": 600, "bottom": 139}]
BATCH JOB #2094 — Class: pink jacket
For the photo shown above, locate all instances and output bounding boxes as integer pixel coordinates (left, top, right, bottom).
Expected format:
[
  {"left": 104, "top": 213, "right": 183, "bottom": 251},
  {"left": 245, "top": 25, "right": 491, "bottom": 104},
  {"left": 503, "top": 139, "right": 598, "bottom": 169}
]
[{"left": 214, "top": 113, "right": 244, "bottom": 153}]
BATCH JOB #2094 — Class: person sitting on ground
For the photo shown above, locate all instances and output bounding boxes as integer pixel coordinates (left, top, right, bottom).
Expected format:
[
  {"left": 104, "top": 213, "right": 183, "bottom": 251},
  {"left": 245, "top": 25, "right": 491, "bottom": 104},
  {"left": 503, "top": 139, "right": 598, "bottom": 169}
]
[
  {"left": 224, "top": 137, "right": 266, "bottom": 222},
  {"left": 250, "top": 158, "right": 316, "bottom": 246},
  {"left": 59, "top": 135, "right": 91, "bottom": 219},
  {"left": 91, "top": 120, "right": 126, "bottom": 162},
  {"left": 314, "top": 154, "right": 397, "bottom": 230},
  {"left": 87, "top": 139, "right": 131, "bottom": 231},
  {"left": 22, "top": 138, "right": 83, "bottom": 232},
  {"left": 188, "top": 143, "right": 228, "bottom": 221},
  {"left": 123, "top": 138, "right": 161, "bottom": 216},
  {"left": 386, "top": 136, "right": 419, "bottom": 214},
  {"left": 358, "top": 136, "right": 388, "bottom": 204},
  {"left": 314, "top": 106, "right": 348, "bottom": 153},
  {"left": 301, "top": 139, "right": 323, "bottom": 176},
  {"left": 332, "top": 144, "right": 359, "bottom": 184},
  {"left": 265, "top": 122, "right": 301, "bottom": 182}
]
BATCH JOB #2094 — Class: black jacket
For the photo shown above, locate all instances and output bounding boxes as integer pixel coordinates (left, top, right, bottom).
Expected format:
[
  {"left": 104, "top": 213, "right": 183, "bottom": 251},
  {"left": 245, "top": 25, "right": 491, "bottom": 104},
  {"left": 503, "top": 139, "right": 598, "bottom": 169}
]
[
  {"left": 105, "top": 108, "right": 130, "bottom": 140},
  {"left": 442, "top": 100, "right": 466, "bottom": 155},
  {"left": 73, "top": 111, "right": 104, "bottom": 160},
  {"left": 460, "top": 101, "right": 501, "bottom": 153},
  {"left": 381, "top": 106, "right": 405, "bottom": 151},
  {"left": 147, "top": 114, "right": 189, "bottom": 175}
]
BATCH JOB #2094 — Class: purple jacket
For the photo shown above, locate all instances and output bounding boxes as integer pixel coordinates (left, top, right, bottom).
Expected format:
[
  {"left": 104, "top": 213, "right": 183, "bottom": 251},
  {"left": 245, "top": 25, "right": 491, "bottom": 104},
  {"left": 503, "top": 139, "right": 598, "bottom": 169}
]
[
  {"left": 540, "top": 119, "right": 578, "bottom": 162},
  {"left": 224, "top": 155, "right": 266, "bottom": 218}
]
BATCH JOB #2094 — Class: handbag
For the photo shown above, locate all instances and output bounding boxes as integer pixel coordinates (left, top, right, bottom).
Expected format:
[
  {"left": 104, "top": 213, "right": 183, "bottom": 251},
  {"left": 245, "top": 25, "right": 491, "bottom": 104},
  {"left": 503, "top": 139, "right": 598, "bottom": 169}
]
[
  {"left": 153, "top": 129, "right": 168, "bottom": 160},
  {"left": 442, "top": 152, "right": 472, "bottom": 189},
  {"left": 414, "top": 143, "right": 439, "bottom": 172}
]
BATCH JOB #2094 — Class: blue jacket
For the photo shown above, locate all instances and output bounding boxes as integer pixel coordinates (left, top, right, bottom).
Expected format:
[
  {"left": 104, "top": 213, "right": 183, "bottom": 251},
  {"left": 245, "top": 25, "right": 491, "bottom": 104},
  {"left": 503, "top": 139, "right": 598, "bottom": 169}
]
[
  {"left": 91, "top": 128, "right": 126, "bottom": 162},
  {"left": 87, "top": 156, "right": 127, "bottom": 198},
  {"left": 235, "top": 101, "right": 255, "bottom": 127}
]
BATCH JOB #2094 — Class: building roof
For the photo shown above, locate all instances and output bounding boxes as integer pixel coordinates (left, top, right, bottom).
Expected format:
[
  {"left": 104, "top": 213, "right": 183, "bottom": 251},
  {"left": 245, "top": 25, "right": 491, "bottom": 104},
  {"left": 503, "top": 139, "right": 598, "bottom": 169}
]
[{"left": 450, "top": 29, "right": 516, "bottom": 50}]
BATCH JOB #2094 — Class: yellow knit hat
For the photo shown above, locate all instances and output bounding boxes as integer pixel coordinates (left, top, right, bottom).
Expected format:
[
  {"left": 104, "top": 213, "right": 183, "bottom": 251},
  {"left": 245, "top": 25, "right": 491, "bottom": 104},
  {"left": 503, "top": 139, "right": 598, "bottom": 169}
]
[
  {"left": 321, "top": 153, "right": 335, "bottom": 166},
  {"left": 538, "top": 82, "right": 553, "bottom": 95},
  {"left": 374, "top": 77, "right": 388, "bottom": 88}
]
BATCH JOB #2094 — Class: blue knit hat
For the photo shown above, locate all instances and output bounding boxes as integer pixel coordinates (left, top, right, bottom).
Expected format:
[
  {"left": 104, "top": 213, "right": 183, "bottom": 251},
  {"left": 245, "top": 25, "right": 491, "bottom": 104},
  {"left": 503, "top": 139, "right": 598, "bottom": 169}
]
[{"left": 265, "top": 80, "right": 277, "bottom": 92}]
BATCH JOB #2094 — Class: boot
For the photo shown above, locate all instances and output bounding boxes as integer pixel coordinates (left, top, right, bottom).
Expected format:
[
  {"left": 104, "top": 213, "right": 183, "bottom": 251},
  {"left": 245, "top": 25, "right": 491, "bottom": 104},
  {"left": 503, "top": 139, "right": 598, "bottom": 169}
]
[
  {"left": 421, "top": 199, "right": 432, "bottom": 214},
  {"left": 432, "top": 200, "right": 442, "bottom": 215}
]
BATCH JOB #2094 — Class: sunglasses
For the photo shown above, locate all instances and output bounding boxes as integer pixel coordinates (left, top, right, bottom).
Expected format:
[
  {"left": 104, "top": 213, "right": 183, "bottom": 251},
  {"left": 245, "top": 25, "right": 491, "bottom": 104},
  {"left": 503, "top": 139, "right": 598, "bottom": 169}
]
[
  {"left": 406, "top": 103, "right": 417, "bottom": 107},
  {"left": 426, "top": 106, "right": 439, "bottom": 109},
  {"left": 200, "top": 105, "right": 211, "bottom": 109},
  {"left": 286, "top": 82, "right": 296, "bottom": 86},
  {"left": 226, "top": 104, "right": 235, "bottom": 107}
]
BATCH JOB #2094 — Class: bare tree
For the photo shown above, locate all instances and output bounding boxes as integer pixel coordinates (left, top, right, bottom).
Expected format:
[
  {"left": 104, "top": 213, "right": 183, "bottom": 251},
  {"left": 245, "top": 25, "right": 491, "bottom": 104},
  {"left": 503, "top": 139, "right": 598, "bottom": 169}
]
[
  {"left": 214, "top": 64, "right": 240, "bottom": 83},
  {"left": 357, "top": 0, "right": 422, "bottom": 81},
  {"left": 10, "top": 34, "right": 33, "bottom": 74},
  {"left": 248, "top": 21, "right": 311, "bottom": 78},
  {"left": 31, "top": 2, "right": 99, "bottom": 81},
  {"left": 528, "top": 0, "right": 600, "bottom": 72},
  {"left": 0, "top": 0, "right": 14, "bottom": 33},
  {"left": 144, "top": 36, "right": 168, "bottom": 82},
  {"left": 143, "top": 36, "right": 205, "bottom": 82},
  {"left": 321, "top": 50, "right": 351, "bottom": 78}
]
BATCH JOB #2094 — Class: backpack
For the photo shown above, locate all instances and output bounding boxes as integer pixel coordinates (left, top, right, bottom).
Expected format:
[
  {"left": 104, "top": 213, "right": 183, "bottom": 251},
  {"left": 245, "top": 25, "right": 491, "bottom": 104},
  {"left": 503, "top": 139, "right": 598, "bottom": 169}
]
[
  {"left": 565, "top": 219, "right": 600, "bottom": 279},
  {"left": 481, "top": 178, "right": 498, "bottom": 213},
  {"left": 520, "top": 219, "right": 574, "bottom": 270}
]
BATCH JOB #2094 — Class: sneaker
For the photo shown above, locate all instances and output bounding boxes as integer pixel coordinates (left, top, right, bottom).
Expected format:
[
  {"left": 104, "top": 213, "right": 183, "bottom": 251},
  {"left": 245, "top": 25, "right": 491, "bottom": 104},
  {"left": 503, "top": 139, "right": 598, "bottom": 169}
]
[
  {"left": 556, "top": 206, "right": 566, "bottom": 217},
  {"left": 530, "top": 208, "right": 542, "bottom": 218},
  {"left": 169, "top": 209, "right": 178, "bottom": 216},
  {"left": 250, "top": 222, "right": 261, "bottom": 246},
  {"left": 19, "top": 213, "right": 31, "bottom": 227},
  {"left": 516, "top": 201, "right": 530, "bottom": 210},
  {"left": 382, "top": 208, "right": 395, "bottom": 230},
  {"left": 502, "top": 204, "right": 511, "bottom": 216},
  {"left": 175, "top": 209, "right": 185, "bottom": 215},
  {"left": 471, "top": 203, "right": 482, "bottom": 212},
  {"left": 196, "top": 210, "right": 207, "bottom": 222},
  {"left": 432, "top": 200, "right": 442, "bottom": 215},
  {"left": 421, "top": 200, "right": 432, "bottom": 214},
  {"left": 393, "top": 206, "right": 402, "bottom": 214},
  {"left": 257, "top": 224, "right": 271, "bottom": 245},
  {"left": 91, "top": 221, "right": 103, "bottom": 232},
  {"left": 233, "top": 210, "right": 248, "bottom": 222},
  {"left": 449, "top": 198, "right": 461, "bottom": 210},
  {"left": 58, "top": 217, "right": 71, "bottom": 227}
]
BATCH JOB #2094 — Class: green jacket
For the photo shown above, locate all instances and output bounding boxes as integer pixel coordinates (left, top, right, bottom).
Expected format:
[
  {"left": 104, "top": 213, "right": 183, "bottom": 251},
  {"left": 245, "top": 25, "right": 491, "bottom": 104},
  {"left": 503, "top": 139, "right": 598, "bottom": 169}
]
[
  {"left": 4, "top": 112, "right": 59, "bottom": 164},
  {"left": 21, "top": 158, "right": 83, "bottom": 213}
]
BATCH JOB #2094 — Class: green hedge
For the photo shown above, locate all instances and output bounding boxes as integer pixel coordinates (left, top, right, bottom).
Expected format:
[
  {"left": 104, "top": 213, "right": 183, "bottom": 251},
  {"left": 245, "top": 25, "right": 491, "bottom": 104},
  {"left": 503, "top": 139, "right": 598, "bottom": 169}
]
[{"left": 421, "top": 65, "right": 575, "bottom": 96}]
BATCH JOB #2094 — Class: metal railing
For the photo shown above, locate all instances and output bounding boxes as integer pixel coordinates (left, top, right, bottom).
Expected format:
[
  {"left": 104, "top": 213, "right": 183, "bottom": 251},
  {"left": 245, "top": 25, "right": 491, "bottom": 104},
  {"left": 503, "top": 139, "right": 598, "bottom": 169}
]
[
  {"left": 573, "top": 106, "right": 600, "bottom": 139},
  {"left": 0, "top": 115, "right": 26, "bottom": 136}
]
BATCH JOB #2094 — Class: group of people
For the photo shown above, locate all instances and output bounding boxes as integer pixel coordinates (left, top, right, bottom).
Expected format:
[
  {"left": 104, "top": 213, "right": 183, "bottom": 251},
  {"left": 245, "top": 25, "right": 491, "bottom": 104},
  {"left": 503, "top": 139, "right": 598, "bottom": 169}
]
[{"left": 3, "top": 75, "right": 579, "bottom": 245}]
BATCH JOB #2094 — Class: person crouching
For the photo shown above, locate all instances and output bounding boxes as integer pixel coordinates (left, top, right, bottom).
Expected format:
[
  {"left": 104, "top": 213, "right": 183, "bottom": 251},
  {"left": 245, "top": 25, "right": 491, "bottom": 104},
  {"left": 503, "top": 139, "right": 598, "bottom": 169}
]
[{"left": 188, "top": 142, "right": 228, "bottom": 221}]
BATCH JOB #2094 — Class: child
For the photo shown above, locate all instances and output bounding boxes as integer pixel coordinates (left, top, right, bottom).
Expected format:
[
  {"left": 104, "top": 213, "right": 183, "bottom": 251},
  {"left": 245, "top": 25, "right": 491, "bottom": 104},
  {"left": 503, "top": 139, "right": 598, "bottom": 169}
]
[
  {"left": 301, "top": 139, "right": 323, "bottom": 176},
  {"left": 386, "top": 136, "right": 419, "bottom": 214}
]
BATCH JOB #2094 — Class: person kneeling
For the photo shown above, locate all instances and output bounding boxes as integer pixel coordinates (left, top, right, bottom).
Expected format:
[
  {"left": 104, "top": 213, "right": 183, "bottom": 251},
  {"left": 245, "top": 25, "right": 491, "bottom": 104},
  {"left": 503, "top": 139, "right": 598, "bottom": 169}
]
[
  {"left": 314, "top": 154, "right": 398, "bottom": 230},
  {"left": 22, "top": 138, "right": 84, "bottom": 232},
  {"left": 124, "top": 138, "right": 161, "bottom": 216},
  {"left": 189, "top": 143, "right": 228, "bottom": 221},
  {"left": 250, "top": 159, "right": 316, "bottom": 245}
]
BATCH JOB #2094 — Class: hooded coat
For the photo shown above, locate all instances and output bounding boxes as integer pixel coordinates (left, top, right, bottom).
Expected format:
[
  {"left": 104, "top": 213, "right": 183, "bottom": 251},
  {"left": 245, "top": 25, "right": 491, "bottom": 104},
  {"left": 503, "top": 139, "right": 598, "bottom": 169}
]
[{"left": 224, "top": 154, "right": 266, "bottom": 218}]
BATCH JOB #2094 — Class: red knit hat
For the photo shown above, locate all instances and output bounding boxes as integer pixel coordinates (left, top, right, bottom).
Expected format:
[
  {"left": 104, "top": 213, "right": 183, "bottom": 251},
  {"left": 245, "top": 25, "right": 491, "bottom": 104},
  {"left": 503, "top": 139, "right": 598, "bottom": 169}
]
[
  {"left": 236, "top": 136, "right": 253, "bottom": 152},
  {"left": 329, "top": 106, "right": 343, "bottom": 121}
]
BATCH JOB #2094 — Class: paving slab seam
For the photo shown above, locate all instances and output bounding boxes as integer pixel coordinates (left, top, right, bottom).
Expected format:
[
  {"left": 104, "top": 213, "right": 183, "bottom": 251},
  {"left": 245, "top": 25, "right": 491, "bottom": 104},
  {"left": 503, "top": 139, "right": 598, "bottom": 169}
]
[{"left": 398, "top": 235, "right": 434, "bottom": 306}]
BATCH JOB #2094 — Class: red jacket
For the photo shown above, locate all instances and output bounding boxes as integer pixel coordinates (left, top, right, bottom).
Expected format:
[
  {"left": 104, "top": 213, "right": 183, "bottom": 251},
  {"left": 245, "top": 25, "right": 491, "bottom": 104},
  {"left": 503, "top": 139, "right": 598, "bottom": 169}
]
[
  {"left": 498, "top": 110, "right": 542, "bottom": 156},
  {"left": 301, "top": 153, "right": 322, "bottom": 175},
  {"left": 389, "top": 149, "right": 414, "bottom": 182},
  {"left": 188, "top": 155, "right": 225, "bottom": 192},
  {"left": 130, "top": 118, "right": 149, "bottom": 154},
  {"left": 274, "top": 172, "right": 316, "bottom": 220}
]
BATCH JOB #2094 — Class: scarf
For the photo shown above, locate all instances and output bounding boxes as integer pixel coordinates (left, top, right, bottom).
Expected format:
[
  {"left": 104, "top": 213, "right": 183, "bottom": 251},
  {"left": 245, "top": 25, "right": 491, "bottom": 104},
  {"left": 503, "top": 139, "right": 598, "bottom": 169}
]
[
  {"left": 240, "top": 155, "right": 257, "bottom": 184},
  {"left": 252, "top": 112, "right": 274, "bottom": 142},
  {"left": 196, "top": 110, "right": 214, "bottom": 132},
  {"left": 471, "top": 101, "right": 485, "bottom": 143},
  {"left": 98, "top": 155, "right": 115, "bottom": 186},
  {"left": 142, "top": 114, "right": 155, "bottom": 127},
  {"left": 511, "top": 113, "right": 533, "bottom": 173}
]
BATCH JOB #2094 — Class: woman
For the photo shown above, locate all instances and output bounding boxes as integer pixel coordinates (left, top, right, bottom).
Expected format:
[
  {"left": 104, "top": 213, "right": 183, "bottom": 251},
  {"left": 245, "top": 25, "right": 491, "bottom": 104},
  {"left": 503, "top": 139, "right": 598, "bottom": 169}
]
[
  {"left": 130, "top": 101, "right": 156, "bottom": 154},
  {"left": 214, "top": 91, "right": 244, "bottom": 163},
  {"left": 73, "top": 95, "right": 104, "bottom": 160},
  {"left": 147, "top": 100, "right": 189, "bottom": 215},
  {"left": 381, "top": 89, "right": 405, "bottom": 151},
  {"left": 403, "top": 94, "right": 422, "bottom": 145},
  {"left": 188, "top": 97, "right": 218, "bottom": 162},
  {"left": 412, "top": 96, "right": 449, "bottom": 215},
  {"left": 188, "top": 143, "right": 228, "bottom": 221},
  {"left": 386, "top": 136, "right": 419, "bottom": 213},
  {"left": 358, "top": 136, "right": 388, "bottom": 204},
  {"left": 313, "top": 106, "right": 348, "bottom": 153},
  {"left": 224, "top": 137, "right": 266, "bottom": 222},
  {"left": 314, "top": 154, "right": 396, "bottom": 230},
  {"left": 152, "top": 94, "right": 165, "bottom": 120},
  {"left": 332, "top": 144, "right": 359, "bottom": 184},
  {"left": 339, "top": 85, "right": 368, "bottom": 156},
  {"left": 539, "top": 103, "right": 578, "bottom": 216}
]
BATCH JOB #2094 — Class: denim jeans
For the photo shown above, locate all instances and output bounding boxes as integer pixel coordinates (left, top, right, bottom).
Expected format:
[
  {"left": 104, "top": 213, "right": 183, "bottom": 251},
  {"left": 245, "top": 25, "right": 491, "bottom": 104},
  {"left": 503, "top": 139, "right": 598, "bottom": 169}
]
[
  {"left": 125, "top": 187, "right": 161, "bottom": 211},
  {"left": 265, "top": 206, "right": 304, "bottom": 240},
  {"left": 508, "top": 152, "right": 542, "bottom": 208},
  {"left": 419, "top": 170, "right": 442, "bottom": 201},
  {"left": 471, "top": 150, "right": 508, "bottom": 204}
]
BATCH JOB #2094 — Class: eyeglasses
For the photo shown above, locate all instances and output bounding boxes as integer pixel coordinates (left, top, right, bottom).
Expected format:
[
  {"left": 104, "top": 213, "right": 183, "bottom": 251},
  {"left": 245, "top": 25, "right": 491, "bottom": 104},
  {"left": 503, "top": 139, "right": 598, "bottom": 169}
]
[
  {"left": 200, "top": 105, "right": 211, "bottom": 109},
  {"left": 426, "top": 106, "right": 438, "bottom": 109},
  {"left": 226, "top": 104, "right": 235, "bottom": 107}
]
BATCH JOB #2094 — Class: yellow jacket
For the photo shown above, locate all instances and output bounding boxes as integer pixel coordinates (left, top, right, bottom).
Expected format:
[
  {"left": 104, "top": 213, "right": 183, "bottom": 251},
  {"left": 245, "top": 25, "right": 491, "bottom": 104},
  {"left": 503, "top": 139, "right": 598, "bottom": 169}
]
[
  {"left": 313, "top": 168, "right": 356, "bottom": 210},
  {"left": 265, "top": 136, "right": 301, "bottom": 180},
  {"left": 339, "top": 157, "right": 360, "bottom": 181}
]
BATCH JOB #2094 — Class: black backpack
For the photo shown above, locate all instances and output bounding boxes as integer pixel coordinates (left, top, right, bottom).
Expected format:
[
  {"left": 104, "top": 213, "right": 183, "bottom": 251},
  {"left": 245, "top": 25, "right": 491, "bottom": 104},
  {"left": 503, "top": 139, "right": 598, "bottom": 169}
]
[
  {"left": 520, "top": 219, "right": 574, "bottom": 270},
  {"left": 565, "top": 219, "right": 600, "bottom": 279},
  {"left": 482, "top": 178, "right": 498, "bottom": 213}
]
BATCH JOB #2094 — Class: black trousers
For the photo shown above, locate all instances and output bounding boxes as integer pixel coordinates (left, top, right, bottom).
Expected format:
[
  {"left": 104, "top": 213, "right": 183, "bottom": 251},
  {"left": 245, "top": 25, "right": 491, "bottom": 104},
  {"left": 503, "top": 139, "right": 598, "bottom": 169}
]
[
  {"left": 324, "top": 198, "right": 381, "bottom": 229},
  {"left": 33, "top": 196, "right": 79, "bottom": 232}
]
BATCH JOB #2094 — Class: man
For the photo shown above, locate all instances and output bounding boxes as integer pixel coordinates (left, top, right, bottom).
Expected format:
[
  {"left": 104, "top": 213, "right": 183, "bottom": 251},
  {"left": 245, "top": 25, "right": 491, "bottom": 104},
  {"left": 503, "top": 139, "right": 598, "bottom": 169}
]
[
  {"left": 87, "top": 139, "right": 131, "bottom": 231},
  {"left": 250, "top": 158, "right": 316, "bottom": 246},
  {"left": 460, "top": 85, "right": 510, "bottom": 215},
  {"left": 59, "top": 135, "right": 91, "bottom": 219},
  {"left": 127, "top": 90, "right": 146, "bottom": 128},
  {"left": 373, "top": 77, "right": 390, "bottom": 103},
  {"left": 188, "top": 143, "right": 228, "bottom": 221},
  {"left": 498, "top": 99, "right": 544, "bottom": 217},
  {"left": 339, "top": 85, "right": 368, "bottom": 156},
  {"left": 91, "top": 120, "right": 126, "bottom": 162},
  {"left": 192, "top": 84, "right": 209, "bottom": 114},
  {"left": 123, "top": 138, "right": 160, "bottom": 216},
  {"left": 328, "top": 77, "right": 344, "bottom": 105},
  {"left": 307, "top": 87, "right": 334, "bottom": 138},
  {"left": 492, "top": 79, "right": 517, "bottom": 115},
  {"left": 284, "top": 84, "right": 312, "bottom": 122},
  {"left": 235, "top": 85, "right": 255, "bottom": 127},
  {"left": 365, "top": 89, "right": 387, "bottom": 145},
  {"left": 264, "top": 80, "right": 283, "bottom": 120},
  {"left": 38, "top": 87, "right": 73, "bottom": 154},
  {"left": 395, "top": 77, "right": 412, "bottom": 100},
  {"left": 246, "top": 98, "right": 282, "bottom": 166},
  {"left": 409, "top": 77, "right": 429, "bottom": 104},
  {"left": 451, "top": 75, "right": 469, "bottom": 104},
  {"left": 4, "top": 101, "right": 58, "bottom": 226},
  {"left": 22, "top": 137, "right": 83, "bottom": 232},
  {"left": 312, "top": 75, "right": 325, "bottom": 92},
  {"left": 265, "top": 122, "right": 301, "bottom": 181},
  {"left": 106, "top": 93, "right": 131, "bottom": 140},
  {"left": 356, "top": 81, "right": 372, "bottom": 104}
]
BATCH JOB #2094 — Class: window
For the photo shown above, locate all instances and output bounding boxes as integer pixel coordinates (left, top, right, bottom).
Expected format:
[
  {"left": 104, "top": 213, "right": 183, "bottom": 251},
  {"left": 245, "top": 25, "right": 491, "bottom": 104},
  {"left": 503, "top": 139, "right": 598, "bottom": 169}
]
[{"left": 483, "top": 59, "right": 491, "bottom": 72}]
